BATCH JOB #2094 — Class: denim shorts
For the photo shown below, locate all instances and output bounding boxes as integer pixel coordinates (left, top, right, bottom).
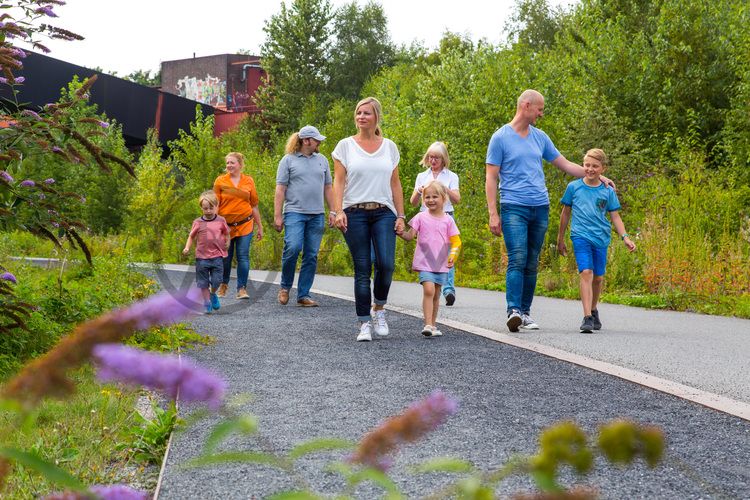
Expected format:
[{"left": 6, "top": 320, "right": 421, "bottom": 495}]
[
  {"left": 418, "top": 271, "right": 448, "bottom": 286},
  {"left": 196, "top": 257, "right": 224, "bottom": 289},
  {"left": 571, "top": 237, "right": 608, "bottom": 276}
]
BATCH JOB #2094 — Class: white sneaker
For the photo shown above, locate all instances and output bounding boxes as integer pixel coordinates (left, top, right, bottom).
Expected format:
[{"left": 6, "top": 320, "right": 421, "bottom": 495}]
[
  {"left": 357, "top": 321, "right": 373, "bottom": 342},
  {"left": 371, "top": 309, "right": 389, "bottom": 337},
  {"left": 421, "top": 324, "right": 433, "bottom": 337},
  {"left": 520, "top": 314, "right": 540, "bottom": 330},
  {"left": 431, "top": 326, "right": 443, "bottom": 337},
  {"left": 506, "top": 310, "right": 522, "bottom": 332}
]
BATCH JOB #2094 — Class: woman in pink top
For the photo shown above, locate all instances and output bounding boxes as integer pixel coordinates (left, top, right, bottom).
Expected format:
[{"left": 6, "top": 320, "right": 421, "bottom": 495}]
[{"left": 399, "top": 181, "right": 461, "bottom": 337}]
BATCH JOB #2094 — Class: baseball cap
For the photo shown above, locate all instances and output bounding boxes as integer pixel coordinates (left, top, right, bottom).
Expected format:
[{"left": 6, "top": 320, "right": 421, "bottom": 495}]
[{"left": 298, "top": 125, "right": 326, "bottom": 141}]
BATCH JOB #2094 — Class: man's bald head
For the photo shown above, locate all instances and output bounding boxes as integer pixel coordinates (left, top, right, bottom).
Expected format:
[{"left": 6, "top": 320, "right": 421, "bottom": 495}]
[{"left": 517, "top": 89, "right": 544, "bottom": 109}]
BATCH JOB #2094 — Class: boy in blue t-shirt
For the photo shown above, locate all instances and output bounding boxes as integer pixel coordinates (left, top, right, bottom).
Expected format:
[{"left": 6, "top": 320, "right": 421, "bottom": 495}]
[{"left": 556, "top": 149, "right": 636, "bottom": 333}]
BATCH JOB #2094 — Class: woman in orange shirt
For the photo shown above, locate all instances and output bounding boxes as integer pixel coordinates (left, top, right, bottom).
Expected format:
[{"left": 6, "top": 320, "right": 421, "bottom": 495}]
[{"left": 214, "top": 152, "right": 264, "bottom": 299}]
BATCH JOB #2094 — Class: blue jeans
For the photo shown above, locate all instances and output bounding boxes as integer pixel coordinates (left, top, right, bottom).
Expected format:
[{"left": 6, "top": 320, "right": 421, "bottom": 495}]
[
  {"left": 280, "top": 212, "right": 325, "bottom": 300},
  {"left": 501, "top": 204, "right": 549, "bottom": 315},
  {"left": 342, "top": 207, "right": 396, "bottom": 321},
  {"left": 223, "top": 232, "right": 253, "bottom": 289},
  {"left": 443, "top": 211, "right": 456, "bottom": 296}
]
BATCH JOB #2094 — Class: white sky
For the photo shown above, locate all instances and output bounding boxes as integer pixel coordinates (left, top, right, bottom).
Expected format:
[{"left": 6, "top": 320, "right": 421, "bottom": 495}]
[{"left": 35, "top": 0, "right": 571, "bottom": 76}]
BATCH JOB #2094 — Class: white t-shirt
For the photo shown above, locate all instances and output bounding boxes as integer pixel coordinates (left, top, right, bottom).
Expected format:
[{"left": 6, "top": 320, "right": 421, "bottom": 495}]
[
  {"left": 331, "top": 136, "right": 400, "bottom": 215},
  {"left": 414, "top": 168, "right": 460, "bottom": 212}
]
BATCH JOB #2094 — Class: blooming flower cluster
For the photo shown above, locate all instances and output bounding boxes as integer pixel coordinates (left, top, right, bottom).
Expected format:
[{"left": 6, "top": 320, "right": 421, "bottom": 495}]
[
  {"left": 44, "top": 484, "right": 148, "bottom": 500},
  {"left": 0, "top": 171, "right": 14, "bottom": 183},
  {"left": 2, "top": 287, "right": 203, "bottom": 406},
  {"left": 19, "top": 179, "right": 35, "bottom": 187},
  {"left": 93, "top": 344, "right": 226, "bottom": 410},
  {"left": 0, "top": 272, "right": 17, "bottom": 284},
  {"left": 351, "top": 390, "right": 458, "bottom": 470}
]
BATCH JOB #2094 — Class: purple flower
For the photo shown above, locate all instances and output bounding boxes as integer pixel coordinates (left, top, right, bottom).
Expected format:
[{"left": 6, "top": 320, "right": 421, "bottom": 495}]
[
  {"left": 93, "top": 344, "right": 226, "bottom": 409},
  {"left": 20, "top": 179, "right": 35, "bottom": 187},
  {"left": 51, "top": 222, "right": 60, "bottom": 227},
  {"left": 1, "top": 272, "right": 17, "bottom": 284},
  {"left": 44, "top": 178, "right": 55, "bottom": 184},
  {"left": 351, "top": 390, "right": 458, "bottom": 470},
  {"left": 52, "top": 146, "right": 63, "bottom": 152},
  {"left": 0, "top": 77, "right": 8, "bottom": 85},
  {"left": 37, "top": 193, "right": 46, "bottom": 200},
  {"left": 22, "top": 109, "right": 41, "bottom": 120},
  {"left": 111, "top": 287, "right": 203, "bottom": 330},
  {"left": 98, "top": 120, "right": 110, "bottom": 128},
  {"left": 12, "top": 48, "right": 27, "bottom": 59},
  {"left": 44, "top": 484, "right": 148, "bottom": 500},
  {"left": 0, "top": 171, "right": 14, "bottom": 183},
  {"left": 35, "top": 6, "right": 58, "bottom": 17},
  {"left": 14, "top": 76, "right": 25, "bottom": 84}
]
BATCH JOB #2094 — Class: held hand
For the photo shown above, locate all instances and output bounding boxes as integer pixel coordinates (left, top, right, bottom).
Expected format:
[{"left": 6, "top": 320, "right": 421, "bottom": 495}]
[
  {"left": 601, "top": 174, "right": 616, "bottom": 190},
  {"left": 447, "top": 257, "right": 455, "bottom": 268},
  {"left": 489, "top": 213, "right": 502, "bottom": 237},
  {"left": 273, "top": 215, "right": 283, "bottom": 232},
  {"left": 556, "top": 241, "right": 567, "bottom": 257},
  {"left": 327, "top": 212, "right": 336, "bottom": 228},
  {"left": 394, "top": 217, "right": 405, "bottom": 235},
  {"left": 624, "top": 237, "right": 636, "bottom": 252},
  {"left": 417, "top": 185, "right": 424, "bottom": 195},
  {"left": 334, "top": 212, "right": 348, "bottom": 232}
]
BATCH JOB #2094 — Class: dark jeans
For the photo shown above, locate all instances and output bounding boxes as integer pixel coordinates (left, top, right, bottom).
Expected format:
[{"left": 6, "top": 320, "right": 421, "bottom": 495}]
[
  {"left": 501, "top": 204, "right": 549, "bottom": 315},
  {"left": 195, "top": 257, "right": 223, "bottom": 290},
  {"left": 342, "top": 207, "right": 396, "bottom": 321},
  {"left": 280, "top": 212, "right": 325, "bottom": 300},
  {"left": 222, "top": 232, "right": 253, "bottom": 289}
]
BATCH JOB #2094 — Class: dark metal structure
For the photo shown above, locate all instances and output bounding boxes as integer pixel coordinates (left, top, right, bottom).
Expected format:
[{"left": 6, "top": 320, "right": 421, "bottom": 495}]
[{"left": 0, "top": 52, "right": 214, "bottom": 148}]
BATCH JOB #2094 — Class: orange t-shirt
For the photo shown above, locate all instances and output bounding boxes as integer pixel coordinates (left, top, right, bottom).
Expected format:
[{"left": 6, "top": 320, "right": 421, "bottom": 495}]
[{"left": 213, "top": 173, "right": 259, "bottom": 238}]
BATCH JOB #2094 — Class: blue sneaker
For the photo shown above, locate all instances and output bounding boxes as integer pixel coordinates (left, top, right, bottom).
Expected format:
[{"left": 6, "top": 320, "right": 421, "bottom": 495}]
[
  {"left": 210, "top": 292, "right": 221, "bottom": 311},
  {"left": 204, "top": 302, "right": 212, "bottom": 315}
]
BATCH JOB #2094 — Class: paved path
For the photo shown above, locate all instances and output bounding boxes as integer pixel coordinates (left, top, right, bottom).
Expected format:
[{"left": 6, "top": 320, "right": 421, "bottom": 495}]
[{"left": 154, "top": 267, "right": 750, "bottom": 499}]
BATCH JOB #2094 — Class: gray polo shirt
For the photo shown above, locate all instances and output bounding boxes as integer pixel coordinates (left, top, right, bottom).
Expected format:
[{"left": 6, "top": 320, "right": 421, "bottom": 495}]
[{"left": 276, "top": 151, "right": 332, "bottom": 214}]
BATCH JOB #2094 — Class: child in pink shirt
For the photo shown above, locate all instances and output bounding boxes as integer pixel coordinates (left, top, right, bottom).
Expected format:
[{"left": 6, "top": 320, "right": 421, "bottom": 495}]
[
  {"left": 399, "top": 181, "right": 461, "bottom": 337},
  {"left": 183, "top": 191, "right": 230, "bottom": 314}
]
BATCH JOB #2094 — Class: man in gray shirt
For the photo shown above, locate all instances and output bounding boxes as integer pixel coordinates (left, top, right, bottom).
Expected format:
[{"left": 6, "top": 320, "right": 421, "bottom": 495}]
[{"left": 274, "top": 125, "right": 335, "bottom": 307}]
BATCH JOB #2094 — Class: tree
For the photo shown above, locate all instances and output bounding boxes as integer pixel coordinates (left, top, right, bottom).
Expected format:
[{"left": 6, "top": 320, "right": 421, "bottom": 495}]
[
  {"left": 327, "top": 1, "right": 395, "bottom": 100},
  {"left": 256, "top": 0, "right": 333, "bottom": 134},
  {"left": 505, "top": 0, "right": 567, "bottom": 51},
  {"left": 124, "top": 69, "right": 161, "bottom": 87}
]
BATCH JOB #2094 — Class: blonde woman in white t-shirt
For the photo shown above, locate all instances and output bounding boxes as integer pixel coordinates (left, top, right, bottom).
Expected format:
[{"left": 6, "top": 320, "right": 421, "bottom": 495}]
[{"left": 331, "top": 97, "right": 406, "bottom": 342}]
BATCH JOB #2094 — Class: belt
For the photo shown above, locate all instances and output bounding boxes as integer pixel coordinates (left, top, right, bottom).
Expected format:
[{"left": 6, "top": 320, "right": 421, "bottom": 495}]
[
  {"left": 227, "top": 214, "right": 253, "bottom": 227},
  {"left": 349, "top": 202, "right": 387, "bottom": 210}
]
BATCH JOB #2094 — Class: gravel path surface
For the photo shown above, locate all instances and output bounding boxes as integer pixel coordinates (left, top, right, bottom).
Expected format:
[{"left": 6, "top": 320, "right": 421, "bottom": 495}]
[{"left": 156, "top": 270, "right": 750, "bottom": 499}]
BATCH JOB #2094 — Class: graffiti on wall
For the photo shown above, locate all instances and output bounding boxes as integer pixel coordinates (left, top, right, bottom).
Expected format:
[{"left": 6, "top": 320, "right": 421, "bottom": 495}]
[{"left": 176, "top": 74, "right": 226, "bottom": 107}]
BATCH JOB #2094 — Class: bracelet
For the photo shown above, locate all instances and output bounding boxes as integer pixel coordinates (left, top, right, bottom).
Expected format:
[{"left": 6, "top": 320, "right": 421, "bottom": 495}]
[
  {"left": 329, "top": 211, "right": 337, "bottom": 216},
  {"left": 397, "top": 214, "right": 406, "bottom": 219},
  {"left": 621, "top": 233, "right": 629, "bottom": 240}
]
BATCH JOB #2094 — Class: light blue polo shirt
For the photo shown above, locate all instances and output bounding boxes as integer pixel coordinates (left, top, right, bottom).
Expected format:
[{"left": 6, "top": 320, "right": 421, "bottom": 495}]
[
  {"left": 485, "top": 124, "right": 560, "bottom": 206},
  {"left": 560, "top": 179, "right": 621, "bottom": 248},
  {"left": 276, "top": 152, "right": 332, "bottom": 214}
]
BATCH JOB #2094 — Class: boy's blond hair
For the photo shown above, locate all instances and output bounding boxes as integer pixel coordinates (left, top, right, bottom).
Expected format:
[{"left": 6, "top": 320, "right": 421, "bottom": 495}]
[
  {"left": 584, "top": 148, "right": 609, "bottom": 167},
  {"left": 422, "top": 180, "right": 448, "bottom": 201},
  {"left": 225, "top": 151, "right": 245, "bottom": 166},
  {"left": 199, "top": 190, "right": 219, "bottom": 208}
]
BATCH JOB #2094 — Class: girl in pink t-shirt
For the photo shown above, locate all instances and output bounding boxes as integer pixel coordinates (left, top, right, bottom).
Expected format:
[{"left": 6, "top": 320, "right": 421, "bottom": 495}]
[{"left": 399, "top": 181, "right": 461, "bottom": 337}]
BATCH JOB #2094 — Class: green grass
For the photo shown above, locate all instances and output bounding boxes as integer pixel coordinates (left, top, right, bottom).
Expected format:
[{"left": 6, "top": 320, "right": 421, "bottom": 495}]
[{"left": 0, "top": 368, "right": 149, "bottom": 498}]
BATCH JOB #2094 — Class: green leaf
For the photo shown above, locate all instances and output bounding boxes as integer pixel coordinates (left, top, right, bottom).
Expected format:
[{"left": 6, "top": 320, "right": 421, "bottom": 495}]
[
  {"left": 410, "top": 457, "right": 475, "bottom": 474},
  {"left": 288, "top": 438, "right": 354, "bottom": 459},
  {"left": 203, "top": 415, "right": 258, "bottom": 454},
  {"left": 0, "top": 447, "right": 86, "bottom": 490},
  {"left": 531, "top": 470, "right": 564, "bottom": 493},
  {"left": 183, "top": 451, "right": 283, "bottom": 469},
  {"left": 268, "top": 491, "right": 322, "bottom": 500}
]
